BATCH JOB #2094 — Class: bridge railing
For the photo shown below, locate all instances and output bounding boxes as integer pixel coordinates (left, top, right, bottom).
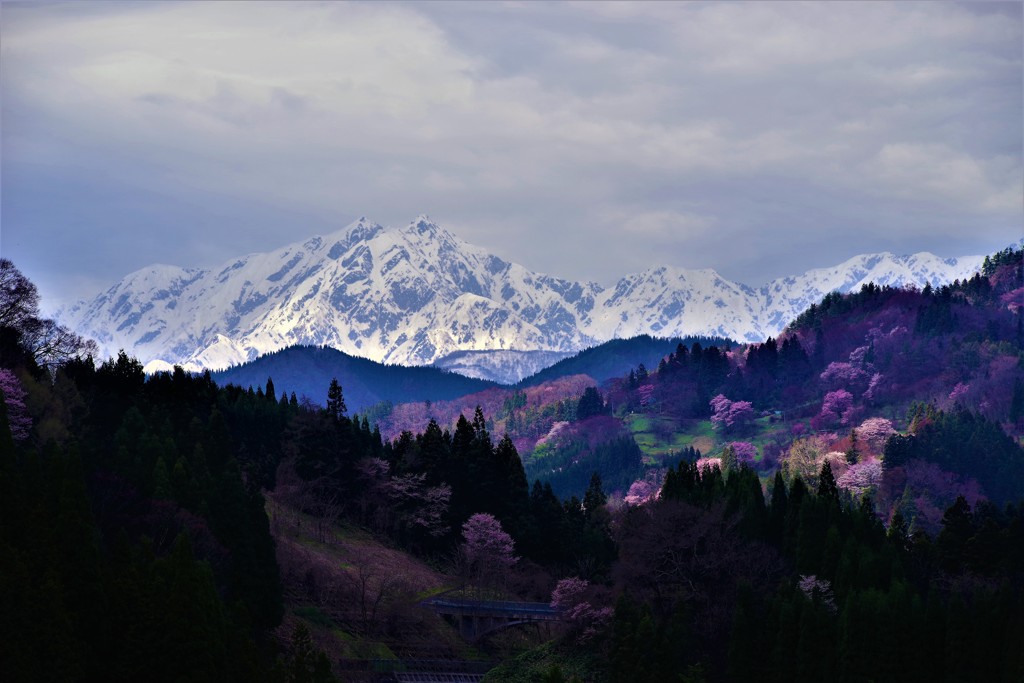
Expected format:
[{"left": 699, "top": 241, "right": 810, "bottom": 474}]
[{"left": 423, "top": 597, "right": 562, "bottom": 616}]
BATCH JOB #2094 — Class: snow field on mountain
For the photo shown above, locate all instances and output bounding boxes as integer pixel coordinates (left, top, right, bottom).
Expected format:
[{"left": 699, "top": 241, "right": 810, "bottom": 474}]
[{"left": 60, "top": 215, "right": 985, "bottom": 376}]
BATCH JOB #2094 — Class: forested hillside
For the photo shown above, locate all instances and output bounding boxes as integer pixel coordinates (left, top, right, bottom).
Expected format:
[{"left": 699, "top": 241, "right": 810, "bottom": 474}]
[
  {"left": 516, "top": 334, "right": 733, "bottom": 388},
  {"left": 209, "top": 344, "right": 496, "bottom": 415},
  {"left": 3, "top": 250, "right": 1023, "bottom": 682},
  {"left": 378, "top": 249, "right": 1024, "bottom": 521}
]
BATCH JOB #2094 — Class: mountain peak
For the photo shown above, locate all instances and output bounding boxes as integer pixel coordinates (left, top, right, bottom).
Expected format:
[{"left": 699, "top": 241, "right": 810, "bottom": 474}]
[
  {"left": 410, "top": 214, "right": 439, "bottom": 234},
  {"left": 57, "top": 216, "right": 987, "bottom": 374}
]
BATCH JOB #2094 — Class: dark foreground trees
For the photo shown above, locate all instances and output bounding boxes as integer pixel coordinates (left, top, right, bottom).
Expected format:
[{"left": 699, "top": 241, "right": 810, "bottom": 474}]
[
  {"left": 603, "top": 461, "right": 1024, "bottom": 683},
  {"left": 1, "top": 326, "right": 287, "bottom": 680}
]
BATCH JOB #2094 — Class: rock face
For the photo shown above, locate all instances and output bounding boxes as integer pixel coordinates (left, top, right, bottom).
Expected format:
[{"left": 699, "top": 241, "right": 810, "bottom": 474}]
[{"left": 58, "top": 215, "right": 984, "bottom": 377}]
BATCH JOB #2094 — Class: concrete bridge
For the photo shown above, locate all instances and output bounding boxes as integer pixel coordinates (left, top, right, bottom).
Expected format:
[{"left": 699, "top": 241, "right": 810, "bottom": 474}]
[{"left": 421, "top": 596, "right": 564, "bottom": 641}]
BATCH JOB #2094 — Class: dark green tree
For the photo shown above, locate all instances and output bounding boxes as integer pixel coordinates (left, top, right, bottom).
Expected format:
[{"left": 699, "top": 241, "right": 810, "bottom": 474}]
[
  {"left": 325, "top": 378, "right": 346, "bottom": 420},
  {"left": 937, "top": 495, "right": 974, "bottom": 572},
  {"left": 817, "top": 460, "right": 839, "bottom": 504},
  {"left": 576, "top": 387, "right": 606, "bottom": 420}
]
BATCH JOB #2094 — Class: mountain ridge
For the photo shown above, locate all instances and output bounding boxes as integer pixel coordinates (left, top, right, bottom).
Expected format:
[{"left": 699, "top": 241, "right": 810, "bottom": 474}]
[
  {"left": 208, "top": 344, "right": 497, "bottom": 415},
  {"left": 57, "top": 215, "right": 987, "bottom": 377}
]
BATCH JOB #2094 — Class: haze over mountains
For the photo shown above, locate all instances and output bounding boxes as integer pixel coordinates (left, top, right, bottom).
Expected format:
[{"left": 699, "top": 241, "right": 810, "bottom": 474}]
[{"left": 58, "top": 216, "right": 985, "bottom": 380}]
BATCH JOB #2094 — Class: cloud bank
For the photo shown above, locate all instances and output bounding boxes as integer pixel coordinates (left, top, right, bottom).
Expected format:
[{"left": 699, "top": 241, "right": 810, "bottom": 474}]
[{"left": 1, "top": 1, "right": 1020, "bottom": 307}]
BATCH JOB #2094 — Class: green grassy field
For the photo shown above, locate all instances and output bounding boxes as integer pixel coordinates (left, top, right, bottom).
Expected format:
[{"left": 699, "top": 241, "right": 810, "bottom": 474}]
[
  {"left": 624, "top": 413, "right": 721, "bottom": 461},
  {"left": 624, "top": 412, "right": 795, "bottom": 467}
]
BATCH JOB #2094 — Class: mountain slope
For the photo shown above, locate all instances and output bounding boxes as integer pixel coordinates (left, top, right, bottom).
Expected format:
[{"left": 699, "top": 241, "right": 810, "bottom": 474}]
[
  {"left": 517, "top": 334, "right": 731, "bottom": 388},
  {"left": 207, "top": 345, "right": 496, "bottom": 414},
  {"left": 431, "top": 349, "right": 575, "bottom": 384},
  {"left": 58, "top": 216, "right": 986, "bottom": 374}
]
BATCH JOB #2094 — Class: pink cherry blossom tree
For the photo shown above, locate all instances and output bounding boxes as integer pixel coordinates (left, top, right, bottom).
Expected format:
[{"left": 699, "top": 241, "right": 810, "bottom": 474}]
[
  {"left": 709, "top": 394, "right": 754, "bottom": 433},
  {"left": 730, "top": 441, "right": 758, "bottom": 465},
  {"left": 461, "top": 513, "right": 517, "bottom": 596},
  {"left": 550, "top": 577, "right": 613, "bottom": 643},
  {"left": 798, "top": 574, "right": 837, "bottom": 613},
  {"left": 862, "top": 372, "right": 886, "bottom": 404},
  {"left": 354, "top": 457, "right": 451, "bottom": 540},
  {"left": 855, "top": 417, "right": 896, "bottom": 455},
  {"left": 836, "top": 458, "right": 884, "bottom": 497},
  {"left": 695, "top": 457, "right": 722, "bottom": 474},
  {"left": 1000, "top": 286, "right": 1024, "bottom": 313},
  {"left": 815, "top": 389, "right": 855, "bottom": 428},
  {"left": 624, "top": 471, "right": 662, "bottom": 506},
  {"left": 820, "top": 362, "right": 869, "bottom": 394}
]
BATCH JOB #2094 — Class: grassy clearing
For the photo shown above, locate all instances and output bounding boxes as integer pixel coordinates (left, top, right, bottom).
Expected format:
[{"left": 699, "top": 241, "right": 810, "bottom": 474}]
[
  {"left": 624, "top": 413, "right": 680, "bottom": 457},
  {"left": 690, "top": 435, "right": 717, "bottom": 454},
  {"left": 626, "top": 413, "right": 723, "bottom": 460}
]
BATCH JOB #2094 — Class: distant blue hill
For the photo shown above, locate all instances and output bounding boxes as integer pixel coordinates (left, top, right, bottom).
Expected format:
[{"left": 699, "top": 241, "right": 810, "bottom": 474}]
[
  {"left": 208, "top": 345, "right": 496, "bottom": 414},
  {"left": 517, "top": 334, "right": 735, "bottom": 387},
  {"left": 207, "top": 335, "right": 737, "bottom": 415}
]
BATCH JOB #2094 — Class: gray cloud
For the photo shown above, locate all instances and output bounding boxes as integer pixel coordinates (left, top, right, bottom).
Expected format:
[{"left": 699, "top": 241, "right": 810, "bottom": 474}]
[{"left": 1, "top": 0, "right": 1020, "bottom": 309}]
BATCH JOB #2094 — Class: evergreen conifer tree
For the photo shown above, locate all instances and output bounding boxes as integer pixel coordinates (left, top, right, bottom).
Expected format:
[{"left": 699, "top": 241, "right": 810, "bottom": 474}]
[
  {"left": 326, "top": 378, "right": 346, "bottom": 420},
  {"left": 817, "top": 460, "right": 839, "bottom": 503}
]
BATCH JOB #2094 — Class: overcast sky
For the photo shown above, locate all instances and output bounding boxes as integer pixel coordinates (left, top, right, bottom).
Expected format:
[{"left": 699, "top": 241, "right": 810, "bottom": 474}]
[{"left": 2, "top": 1, "right": 1021, "bottom": 310}]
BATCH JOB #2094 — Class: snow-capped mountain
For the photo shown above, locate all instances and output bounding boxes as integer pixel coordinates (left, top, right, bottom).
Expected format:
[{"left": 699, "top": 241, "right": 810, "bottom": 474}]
[
  {"left": 433, "top": 349, "right": 575, "bottom": 384},
  {"left": 57, "top": 216, "right": 985, "bottom": 378}
]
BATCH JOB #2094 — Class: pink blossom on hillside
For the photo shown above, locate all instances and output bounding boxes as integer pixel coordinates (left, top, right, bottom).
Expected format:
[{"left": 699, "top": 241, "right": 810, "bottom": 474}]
[
  {"left": 730, "top": 441, "right": 757, "bottom": 464},
  {"left": 863, "top": 372, "right": 887, "bottom": 403},
  {"left": 709, "top": 395, "right": 754, "bottom": 431},
  {"left": 535, "top": 421, "right": 569, "bottom": 448},
  {"left": 817, "top": 389, "right": 854, "bottom": 427},
  {"left": 408, "top": 484, "right": 452, "bottom": 538},
  {"left": 550, "top": 576, "right": 588, "bottom": 611},
  {"left": 837, "top": 458, "right": 884, "bottom": 496},
  {"left": 0, "top": 368, "right": 31, "bottom": 441},
  {"left": 709, "top": 394, "right": 731, "bottom": 415},
  {"left": 798, "top": 575, "right": 837, "bottom": 613},
  {"left": 847, "top": 345, "right": 871, "bottom": 365},
  {"left": 624, "top": 471, "right": 662, "bottom": 506},
  {"left": 550, "top": 577, "right": 612, "bottom": 643},
  {"left": 968, "top": 355, "right": 1020, "bottom": 422},
  {"left": 1000, "top": 286, "right": 1024, "bottom": 313},
  {"left": 855, "top": 417, "right": 896, "bottom": 454},
  {"left": 462, "top": 513, "right": 516, "bottom": 570},
  {"left": 353, "top": 457, "right": 452, "bottom": 538},
  {"left": 820, "top": 362, "right": 869, "bottom": 393},
  {"left": 948, "top": 382, "right": 970, "bottom": 405},
  {"left": 824, "top": 452, "right": 850, "bottom": 480},
  {"left": 823, "top": 389, "right": 853, "bottom": 416},
  {"left": 695, "top": 457, "right": 722, "bottom": 474}
]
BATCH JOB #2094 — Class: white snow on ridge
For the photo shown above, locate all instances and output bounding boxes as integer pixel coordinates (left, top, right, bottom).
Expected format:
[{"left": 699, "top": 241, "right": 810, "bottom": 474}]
[{"left": 57, "top": 216, "right": 986, "bottom": 376}]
